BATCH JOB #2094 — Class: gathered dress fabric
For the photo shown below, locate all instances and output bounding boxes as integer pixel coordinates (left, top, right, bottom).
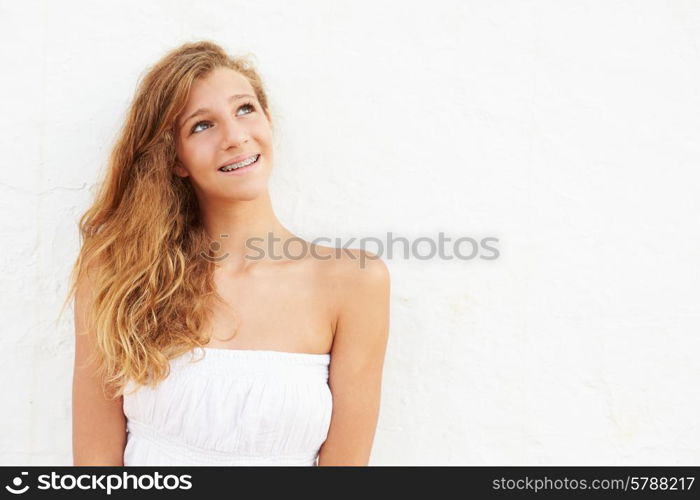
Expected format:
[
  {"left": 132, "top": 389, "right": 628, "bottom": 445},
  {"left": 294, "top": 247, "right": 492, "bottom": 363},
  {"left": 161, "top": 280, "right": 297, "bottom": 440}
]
[{"left": 122, "top": 347, "right": 332, "bottom": 466}]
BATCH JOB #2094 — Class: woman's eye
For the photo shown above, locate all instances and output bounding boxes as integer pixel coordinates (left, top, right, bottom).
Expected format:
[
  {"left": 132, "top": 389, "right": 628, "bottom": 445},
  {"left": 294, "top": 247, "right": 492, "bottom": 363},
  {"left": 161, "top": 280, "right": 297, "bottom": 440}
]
[
  {"left": 191, "top": 121, "right": 211, "bottom": 134},
  {"left": 190, "top": 102, "right": 256, "bottom": 135},
  {"left": 237, "top": 103, "right": 255, "bottom": 116}
]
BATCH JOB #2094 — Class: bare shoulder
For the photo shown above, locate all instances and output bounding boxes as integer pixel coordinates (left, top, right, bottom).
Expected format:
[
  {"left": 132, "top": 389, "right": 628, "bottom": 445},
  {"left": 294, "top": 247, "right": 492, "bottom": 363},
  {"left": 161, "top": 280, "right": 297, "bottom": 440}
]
[
  {"left": 306, "top": 244, "right": 390, "bottom": 337},
  {"left": 340, "top": 248, "right": 390, "bottom": 288},
  {"left": 309, "top": 244, "right": 390, "bottom": 292}
]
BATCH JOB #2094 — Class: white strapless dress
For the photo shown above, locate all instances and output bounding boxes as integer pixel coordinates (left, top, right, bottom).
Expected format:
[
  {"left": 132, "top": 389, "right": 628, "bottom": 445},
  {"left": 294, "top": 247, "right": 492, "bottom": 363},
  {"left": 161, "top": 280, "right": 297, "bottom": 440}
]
[{"left": 122, "top": 347, "right": 332, "bottom": 466}]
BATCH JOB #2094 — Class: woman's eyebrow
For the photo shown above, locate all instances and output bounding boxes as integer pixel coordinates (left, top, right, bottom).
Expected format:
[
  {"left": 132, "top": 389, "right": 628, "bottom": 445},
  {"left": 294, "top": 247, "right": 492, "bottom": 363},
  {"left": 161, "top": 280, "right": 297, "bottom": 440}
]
[{"left": 179, "top": 94, "right": 256, "bottom": 128}]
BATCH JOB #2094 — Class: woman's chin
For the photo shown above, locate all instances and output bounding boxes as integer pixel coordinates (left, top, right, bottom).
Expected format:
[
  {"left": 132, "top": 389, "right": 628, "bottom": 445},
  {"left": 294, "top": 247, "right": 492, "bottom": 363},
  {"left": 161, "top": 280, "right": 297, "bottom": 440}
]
[{"left": 221, "top": 184, "right": 269, "bottom": 202}]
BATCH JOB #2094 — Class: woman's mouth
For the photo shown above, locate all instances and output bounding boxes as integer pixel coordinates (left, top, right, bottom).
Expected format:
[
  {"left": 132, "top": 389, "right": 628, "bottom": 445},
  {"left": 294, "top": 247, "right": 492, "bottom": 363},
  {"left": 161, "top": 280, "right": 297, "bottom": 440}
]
[{"left": 218, "top": 154, "right": 261, "bottom": 175}]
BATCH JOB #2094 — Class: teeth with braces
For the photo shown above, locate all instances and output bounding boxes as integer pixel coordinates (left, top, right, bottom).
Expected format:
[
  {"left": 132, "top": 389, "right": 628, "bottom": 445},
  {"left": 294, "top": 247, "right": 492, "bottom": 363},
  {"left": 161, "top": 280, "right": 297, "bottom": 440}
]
[{"left": 219, "top": 154, "right": 259, "bottom": 172}]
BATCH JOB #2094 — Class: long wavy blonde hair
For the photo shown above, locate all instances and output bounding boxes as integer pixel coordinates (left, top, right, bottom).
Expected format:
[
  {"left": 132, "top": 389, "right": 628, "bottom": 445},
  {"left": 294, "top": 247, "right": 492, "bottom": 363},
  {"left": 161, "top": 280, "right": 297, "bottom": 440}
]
[{"left": 61, "top": 41, "right": 272, "bottom": 399}]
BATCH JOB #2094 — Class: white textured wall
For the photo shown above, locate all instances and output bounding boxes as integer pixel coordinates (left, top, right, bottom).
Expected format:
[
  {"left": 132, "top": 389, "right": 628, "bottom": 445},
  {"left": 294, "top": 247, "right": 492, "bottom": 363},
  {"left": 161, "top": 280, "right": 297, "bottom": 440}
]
[{"left": 1, "top": 0, "right": 699, "bottom": 465}]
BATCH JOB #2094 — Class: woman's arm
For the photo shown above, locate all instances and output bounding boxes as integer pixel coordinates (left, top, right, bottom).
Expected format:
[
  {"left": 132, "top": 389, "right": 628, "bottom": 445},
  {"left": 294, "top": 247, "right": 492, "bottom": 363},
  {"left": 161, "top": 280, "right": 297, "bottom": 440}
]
[
  {"left": 72, "top": 271, "right": 127, "bottom": 466},
  {"left": 318, "top": 251, "right": 390, "bottom": 466}
]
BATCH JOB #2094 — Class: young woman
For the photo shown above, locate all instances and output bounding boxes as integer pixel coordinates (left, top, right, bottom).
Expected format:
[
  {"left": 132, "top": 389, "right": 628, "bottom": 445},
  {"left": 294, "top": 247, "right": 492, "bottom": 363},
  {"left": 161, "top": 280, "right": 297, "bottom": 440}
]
[{"left": 68, "top": 41, "right": 390, "bottom": 466}]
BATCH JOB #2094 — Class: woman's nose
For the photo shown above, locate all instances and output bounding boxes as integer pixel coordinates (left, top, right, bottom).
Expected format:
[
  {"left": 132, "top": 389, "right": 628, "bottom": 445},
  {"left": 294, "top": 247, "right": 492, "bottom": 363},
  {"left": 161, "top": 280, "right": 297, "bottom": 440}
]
[{"left": 220, "top": 116, "right": 249, "bottom": 149}]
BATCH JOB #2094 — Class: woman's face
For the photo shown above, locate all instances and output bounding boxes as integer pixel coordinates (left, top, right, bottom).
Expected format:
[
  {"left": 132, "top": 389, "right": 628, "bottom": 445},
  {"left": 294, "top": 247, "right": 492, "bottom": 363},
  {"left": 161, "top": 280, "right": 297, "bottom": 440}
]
[{"left": 174, "top": 66, "right": 273, "bottom": 201}]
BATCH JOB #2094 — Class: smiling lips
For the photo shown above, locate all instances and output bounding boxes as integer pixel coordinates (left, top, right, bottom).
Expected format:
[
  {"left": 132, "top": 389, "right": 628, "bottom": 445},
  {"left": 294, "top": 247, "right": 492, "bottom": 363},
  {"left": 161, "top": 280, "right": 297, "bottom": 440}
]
[
  {"left": 218, "top": 153, "right": 260, "bottom": 172},
  {"left": 218, "top": 153, "right": 261, "bottom": 172}
]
